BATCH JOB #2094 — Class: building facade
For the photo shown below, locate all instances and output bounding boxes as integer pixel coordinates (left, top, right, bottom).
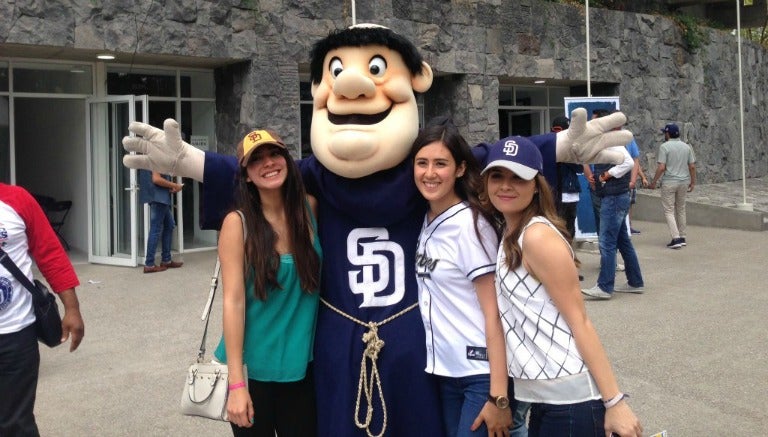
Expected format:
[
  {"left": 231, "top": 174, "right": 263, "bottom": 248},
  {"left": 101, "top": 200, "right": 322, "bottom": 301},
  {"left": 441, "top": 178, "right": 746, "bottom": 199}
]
[{"left": 1, "top": 0, "right": 766, "bottom": 264}]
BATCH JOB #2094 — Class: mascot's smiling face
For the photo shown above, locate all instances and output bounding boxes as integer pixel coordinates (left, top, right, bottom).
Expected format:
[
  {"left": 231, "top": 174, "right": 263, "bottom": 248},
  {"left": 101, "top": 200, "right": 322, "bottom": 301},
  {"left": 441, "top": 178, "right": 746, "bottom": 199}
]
[{"left": 310, "top": 25, "right": 433, "bottom": 178}]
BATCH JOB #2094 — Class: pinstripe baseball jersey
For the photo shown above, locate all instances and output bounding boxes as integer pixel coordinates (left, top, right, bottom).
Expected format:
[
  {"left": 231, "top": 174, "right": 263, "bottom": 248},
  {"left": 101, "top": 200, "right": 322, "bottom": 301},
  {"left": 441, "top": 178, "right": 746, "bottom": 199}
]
[{"left": 415, "top": 202, "right": 498, "bottom": 377}]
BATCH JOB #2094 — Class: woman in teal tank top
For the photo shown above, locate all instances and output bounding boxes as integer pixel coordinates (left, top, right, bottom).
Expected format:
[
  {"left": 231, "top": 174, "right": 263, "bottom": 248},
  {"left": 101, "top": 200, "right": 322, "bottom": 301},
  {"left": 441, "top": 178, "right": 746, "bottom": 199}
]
[{"left": 214, "top": 130, "right": 322, "bottom": 436}]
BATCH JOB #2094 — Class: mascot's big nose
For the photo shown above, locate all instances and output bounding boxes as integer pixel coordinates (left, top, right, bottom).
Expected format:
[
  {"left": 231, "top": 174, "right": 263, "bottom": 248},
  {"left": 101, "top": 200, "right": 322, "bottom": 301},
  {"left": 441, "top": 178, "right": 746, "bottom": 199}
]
[{"left": 333, "top": 70, "right": 376, "bottom": 99}]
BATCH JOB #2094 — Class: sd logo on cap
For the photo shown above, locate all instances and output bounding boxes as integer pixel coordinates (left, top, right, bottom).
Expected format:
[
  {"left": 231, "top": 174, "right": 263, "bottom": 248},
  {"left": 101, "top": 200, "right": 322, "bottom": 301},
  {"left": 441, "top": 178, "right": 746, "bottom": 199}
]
[{"left": 237, "top": 129, "right": 286, "bottom": 167}]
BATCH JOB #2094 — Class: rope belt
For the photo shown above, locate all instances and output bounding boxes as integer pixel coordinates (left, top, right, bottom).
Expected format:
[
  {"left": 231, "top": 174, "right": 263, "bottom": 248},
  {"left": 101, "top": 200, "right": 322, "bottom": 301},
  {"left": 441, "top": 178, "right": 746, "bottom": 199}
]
[{"left": 320, "top": 298, "right": 418, "bottom": 437}]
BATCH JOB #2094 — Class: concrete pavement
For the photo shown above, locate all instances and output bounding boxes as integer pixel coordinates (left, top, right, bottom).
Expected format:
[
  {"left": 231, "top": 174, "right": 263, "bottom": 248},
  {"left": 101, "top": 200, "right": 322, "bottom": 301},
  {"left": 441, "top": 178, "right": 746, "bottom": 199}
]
[
  {"left": 634, "top": 177, "right": 768, "bottom": 231},
  {"left": 35, "top": 218, "right": 768, "bottom": 436}
]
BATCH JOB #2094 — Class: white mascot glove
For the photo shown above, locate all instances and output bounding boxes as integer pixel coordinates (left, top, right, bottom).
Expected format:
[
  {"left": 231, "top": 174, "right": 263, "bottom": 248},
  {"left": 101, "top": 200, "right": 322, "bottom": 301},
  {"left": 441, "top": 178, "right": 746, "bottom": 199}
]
[
  {"left": 556, "top": 108, "right": 634, "bottom": 165},
  {"left": 122, "top": 118, "right": 205, "bottom": 181}
]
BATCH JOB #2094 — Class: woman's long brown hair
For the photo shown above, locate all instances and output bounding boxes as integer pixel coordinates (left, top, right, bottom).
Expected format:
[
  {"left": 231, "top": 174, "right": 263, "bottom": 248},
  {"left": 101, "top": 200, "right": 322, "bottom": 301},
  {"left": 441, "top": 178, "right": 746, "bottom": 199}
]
[
  {"left": 410, "top": 116, "right": 501, "bottom": 250},
  {"left": 234, "top": 148, "right": 320, "bottom": 300},
  {"left": 480, "top": 173, "right": 579, "bottom": 272}
]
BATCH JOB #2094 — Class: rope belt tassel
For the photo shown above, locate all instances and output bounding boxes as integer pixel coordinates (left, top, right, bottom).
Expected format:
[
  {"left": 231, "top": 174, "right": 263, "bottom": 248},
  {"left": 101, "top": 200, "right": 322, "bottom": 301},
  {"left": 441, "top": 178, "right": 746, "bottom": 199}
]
[
  {"left": 320, "top": 298, "right": 418, "bottom": 437},
  {"left": 356, "top": 323, "right": 386, "bottom": 437}
]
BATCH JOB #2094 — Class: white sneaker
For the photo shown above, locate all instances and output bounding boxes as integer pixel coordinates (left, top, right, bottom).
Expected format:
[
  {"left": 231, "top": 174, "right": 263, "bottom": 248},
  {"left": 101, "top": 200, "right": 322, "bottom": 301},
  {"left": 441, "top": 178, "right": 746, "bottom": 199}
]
[
  {"left": 616, "top": 263, "right": 625, "bottom": 272},
  {"left": 581, "top": 285, "right": 612, "bottom": 300},
  {"left": 614, "top": 282, "right": 644, "bottom": 294}
]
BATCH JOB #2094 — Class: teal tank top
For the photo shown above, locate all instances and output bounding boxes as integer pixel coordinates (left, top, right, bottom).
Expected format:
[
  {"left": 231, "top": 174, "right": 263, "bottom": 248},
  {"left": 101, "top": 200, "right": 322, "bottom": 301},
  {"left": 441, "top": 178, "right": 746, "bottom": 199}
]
[{"left": 214, "top": 209, "right": 322, "bottom": 382}]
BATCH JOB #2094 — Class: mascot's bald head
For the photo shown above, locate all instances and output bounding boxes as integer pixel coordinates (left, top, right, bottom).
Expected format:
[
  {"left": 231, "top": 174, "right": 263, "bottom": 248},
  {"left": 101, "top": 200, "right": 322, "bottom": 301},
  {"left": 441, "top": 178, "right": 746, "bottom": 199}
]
[{"left": 308, "top": 24, "right": 434, "bottom": 178}]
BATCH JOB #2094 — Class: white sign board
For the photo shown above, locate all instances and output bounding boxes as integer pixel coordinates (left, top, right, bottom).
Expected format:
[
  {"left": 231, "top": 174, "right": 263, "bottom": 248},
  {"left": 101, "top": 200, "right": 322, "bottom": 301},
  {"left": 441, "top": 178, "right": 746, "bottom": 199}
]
[{"left": 190, "top": 135, "right": 209, "bottom": 150}]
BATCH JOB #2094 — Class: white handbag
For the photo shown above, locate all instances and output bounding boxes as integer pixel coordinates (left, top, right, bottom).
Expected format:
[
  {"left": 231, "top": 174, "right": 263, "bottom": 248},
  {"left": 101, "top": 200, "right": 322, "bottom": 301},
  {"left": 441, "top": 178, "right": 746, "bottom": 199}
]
[
  {"left": 180, "top": 257, "right": 247, "bottom": 421},
  {"left": 181, "top": 360, "right": 247, "bottom": 421}
]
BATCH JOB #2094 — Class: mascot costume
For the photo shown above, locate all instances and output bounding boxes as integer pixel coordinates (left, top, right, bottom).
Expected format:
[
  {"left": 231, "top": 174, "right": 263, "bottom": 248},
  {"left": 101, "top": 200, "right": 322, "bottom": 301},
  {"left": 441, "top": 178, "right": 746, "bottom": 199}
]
[{"left": 124, "top": 24, "right": 631, "bottom": 437}]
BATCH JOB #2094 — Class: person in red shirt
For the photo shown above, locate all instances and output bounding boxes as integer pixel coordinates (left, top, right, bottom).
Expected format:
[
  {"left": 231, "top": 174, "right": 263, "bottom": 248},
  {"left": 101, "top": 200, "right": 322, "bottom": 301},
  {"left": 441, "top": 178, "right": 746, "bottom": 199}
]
[{"left": 0, "top": 183, "right": 84, "bottom": 436}]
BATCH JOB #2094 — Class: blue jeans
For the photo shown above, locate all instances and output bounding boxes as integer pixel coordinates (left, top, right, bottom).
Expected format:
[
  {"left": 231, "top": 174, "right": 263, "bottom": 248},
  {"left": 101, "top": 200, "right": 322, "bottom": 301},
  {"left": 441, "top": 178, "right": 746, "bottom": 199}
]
[
  {"left": 597, "top": 192, "right": 644, "bottom": 292},
  {"left": 512, "top": 401, "right": 530, "bottom": 437},
  {"left": 590, "top": 190, "right": 602, "bottom": 234},
  {"left": 438, "top": 374, "right": 516, "bottom": 437},
  {"left": 144, "top": 202, "right": 175, "bottom": 266},
  {"left": 528, "top": 399, "right": 605, "bottom": 437}
]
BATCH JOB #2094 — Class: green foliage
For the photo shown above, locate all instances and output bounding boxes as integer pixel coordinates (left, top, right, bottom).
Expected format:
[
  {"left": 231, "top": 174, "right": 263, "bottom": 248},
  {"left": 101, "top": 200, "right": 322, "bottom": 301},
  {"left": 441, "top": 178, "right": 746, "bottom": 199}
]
[
  {"left": 541, "top": 0, "right": 768, "bottom": 50},
  {"left": 740, "top": 2, "right": 768, "bottom": 48},
  {"left": 742, "top": 27, "right": 768, "bottom": 48},
  {"left": 674, "top": 13, "right": 707, "bottom": 52}
]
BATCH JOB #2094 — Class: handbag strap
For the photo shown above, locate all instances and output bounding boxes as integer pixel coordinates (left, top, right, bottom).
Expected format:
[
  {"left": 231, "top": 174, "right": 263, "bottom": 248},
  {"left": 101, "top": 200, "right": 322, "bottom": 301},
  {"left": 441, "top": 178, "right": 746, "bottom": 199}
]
[
  {"left": 196, "top": 257, "right": 220, "bottom": 362},
  {"left": 0, "top": 246, "right": 44, "bottom": 301},
  {"left": 196, "top": 210, "right": 247, "bottom": 362}
]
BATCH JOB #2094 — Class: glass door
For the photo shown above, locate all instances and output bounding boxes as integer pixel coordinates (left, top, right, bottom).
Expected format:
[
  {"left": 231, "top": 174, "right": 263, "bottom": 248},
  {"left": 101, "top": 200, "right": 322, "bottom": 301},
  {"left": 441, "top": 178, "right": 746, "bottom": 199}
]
[
  {"left": 502, "top": 109, "right": 547, "bottom": 137},
  {"left": 85, "top": 95, "right": 148, "bottom": 266}
]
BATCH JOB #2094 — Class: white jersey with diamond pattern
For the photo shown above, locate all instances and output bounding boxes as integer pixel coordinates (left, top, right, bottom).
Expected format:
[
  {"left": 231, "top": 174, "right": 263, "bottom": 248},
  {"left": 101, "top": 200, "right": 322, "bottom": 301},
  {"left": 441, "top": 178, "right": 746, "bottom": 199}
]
[{"left": 496, "top": 216, "right": 588, "bottom": 380}]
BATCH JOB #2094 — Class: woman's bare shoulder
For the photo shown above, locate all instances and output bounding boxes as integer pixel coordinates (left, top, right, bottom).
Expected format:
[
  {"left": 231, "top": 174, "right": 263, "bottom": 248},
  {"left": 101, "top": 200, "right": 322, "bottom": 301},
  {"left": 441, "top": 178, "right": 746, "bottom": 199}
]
[{"left": 305, "top": 194, "right": 318, "bottom": 216}]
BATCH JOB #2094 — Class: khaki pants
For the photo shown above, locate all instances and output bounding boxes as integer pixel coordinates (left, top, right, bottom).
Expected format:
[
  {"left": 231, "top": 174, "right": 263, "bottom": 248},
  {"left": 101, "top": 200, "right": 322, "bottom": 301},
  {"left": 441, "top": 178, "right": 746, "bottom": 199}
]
[{"left": 660, "top": 182, "right": 688, "bottom": 239}]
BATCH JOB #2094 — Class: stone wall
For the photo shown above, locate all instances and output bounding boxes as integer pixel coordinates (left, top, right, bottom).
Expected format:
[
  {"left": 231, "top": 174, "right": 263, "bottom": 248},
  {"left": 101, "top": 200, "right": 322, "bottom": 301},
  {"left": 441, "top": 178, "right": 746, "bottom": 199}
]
[{"left": 1, "top": 0, "right": 765, "bottom": 183}]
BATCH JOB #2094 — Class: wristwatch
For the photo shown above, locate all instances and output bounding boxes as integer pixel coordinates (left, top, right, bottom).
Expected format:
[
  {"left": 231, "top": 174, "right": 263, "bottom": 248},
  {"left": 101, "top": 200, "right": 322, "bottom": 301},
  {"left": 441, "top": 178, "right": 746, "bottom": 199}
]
[{"left": 487, "top": 394, "right": 510, "bottom": 409}]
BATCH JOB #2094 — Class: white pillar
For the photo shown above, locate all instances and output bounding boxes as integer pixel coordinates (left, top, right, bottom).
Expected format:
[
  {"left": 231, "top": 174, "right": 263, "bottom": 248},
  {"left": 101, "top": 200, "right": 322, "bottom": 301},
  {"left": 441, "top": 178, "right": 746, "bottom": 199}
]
[
  {"left": 735, "top": 0, "right": 753, "bottom": 210},
  {"left": 586, "top": 0, "right": 591, "bottom": 97}
]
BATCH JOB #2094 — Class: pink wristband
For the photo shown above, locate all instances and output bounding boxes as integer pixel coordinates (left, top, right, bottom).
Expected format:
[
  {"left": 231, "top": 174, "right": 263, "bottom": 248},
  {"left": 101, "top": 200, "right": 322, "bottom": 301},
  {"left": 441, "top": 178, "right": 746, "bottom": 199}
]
[{"left": 228, "top": 381, "right": 246, "bottom": 391}]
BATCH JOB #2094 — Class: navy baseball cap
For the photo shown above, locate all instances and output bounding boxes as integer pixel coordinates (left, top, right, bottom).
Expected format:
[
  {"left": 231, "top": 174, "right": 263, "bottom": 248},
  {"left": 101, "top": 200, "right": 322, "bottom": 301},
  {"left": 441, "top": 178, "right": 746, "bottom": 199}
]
[
  {"left": 481, "top": 136, "right": 543, "bottom": 181},
  {"left": 661, "top": 123, "right": 680, "bottom": 136}
]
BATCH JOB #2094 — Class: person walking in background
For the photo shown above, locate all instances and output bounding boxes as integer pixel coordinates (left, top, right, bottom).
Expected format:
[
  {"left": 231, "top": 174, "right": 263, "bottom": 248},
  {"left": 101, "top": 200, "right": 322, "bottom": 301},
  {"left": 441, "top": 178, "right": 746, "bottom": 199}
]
[
  {"left": 139, "top": 170, "right": 184, "bottom": 273},
  {"left": 552, "top": 115, "right": 584, "bottom": 286},
  {"left": 411, "top": 118, "right": 514, "bottom": 436},
  {"left": 582, "top": 109, "right": 614, "bottom": 235},
  {"left": 0, "top": 183, "right": 85, "bottom": 436},
  {"left": 581, "top": 117, "right": 644, "bottom": 300},
  {"left": 626, "top": 135, "right": 649, "bottom": 235},
  {"left": 649, "top": 123, "right": 696, "bottom": 249},
  {"left": 480, "top": 137, "right": 643, "bottom": 437},
  {"left": 214, "top": 130, "right": 321, "bottom": 436},
  {"left": 552, "top": 116, "right": 582, "bottom": 240}
]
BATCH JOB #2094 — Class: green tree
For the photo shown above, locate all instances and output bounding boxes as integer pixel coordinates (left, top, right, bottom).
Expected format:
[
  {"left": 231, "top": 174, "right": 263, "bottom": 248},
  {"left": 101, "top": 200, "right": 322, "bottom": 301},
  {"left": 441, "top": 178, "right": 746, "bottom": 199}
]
[{"left": 741, "top": 3, "right": 768, "bottom": 47}]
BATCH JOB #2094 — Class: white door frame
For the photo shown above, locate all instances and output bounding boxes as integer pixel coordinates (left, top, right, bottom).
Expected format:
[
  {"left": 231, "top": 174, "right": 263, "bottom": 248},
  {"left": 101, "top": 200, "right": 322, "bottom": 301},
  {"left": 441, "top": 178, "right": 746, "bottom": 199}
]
[{"left": 85, "top": 95, "right": 148, "bottom": 266}]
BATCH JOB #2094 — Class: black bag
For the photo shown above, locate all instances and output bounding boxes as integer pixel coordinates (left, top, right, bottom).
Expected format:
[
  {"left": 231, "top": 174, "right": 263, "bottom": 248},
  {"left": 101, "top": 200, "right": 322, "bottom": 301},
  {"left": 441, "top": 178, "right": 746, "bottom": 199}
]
[
  {"left": 29, "top": 279, "right": 64, "bottom": 347},
  {"left": 0, "top": 249, "right": 63, "bottom": 348}
]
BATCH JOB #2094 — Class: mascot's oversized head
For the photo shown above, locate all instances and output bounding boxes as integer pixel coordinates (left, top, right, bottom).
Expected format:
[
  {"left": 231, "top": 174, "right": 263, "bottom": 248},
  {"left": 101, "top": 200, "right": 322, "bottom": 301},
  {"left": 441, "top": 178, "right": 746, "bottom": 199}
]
[{"left": 309, "top": 24, "right": 434, "bottom": 178}]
